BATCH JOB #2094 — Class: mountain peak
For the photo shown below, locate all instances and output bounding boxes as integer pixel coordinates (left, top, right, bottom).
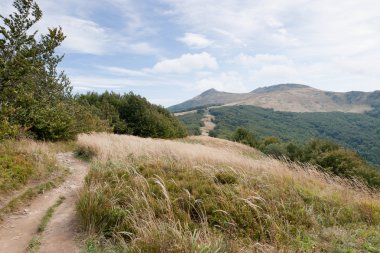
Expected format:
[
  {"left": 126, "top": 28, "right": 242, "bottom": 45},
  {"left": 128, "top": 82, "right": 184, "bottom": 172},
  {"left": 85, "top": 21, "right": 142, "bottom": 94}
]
[{"left": 200, "top": 88, "right": 219, "bottom": 96}]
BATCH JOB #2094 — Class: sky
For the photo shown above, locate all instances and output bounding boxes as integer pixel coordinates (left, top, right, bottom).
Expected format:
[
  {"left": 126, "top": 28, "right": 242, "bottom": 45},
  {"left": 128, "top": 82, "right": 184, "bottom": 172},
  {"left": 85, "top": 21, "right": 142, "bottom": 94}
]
[{"left": 1, "top": 0, "right": 380, "bottom": 106}]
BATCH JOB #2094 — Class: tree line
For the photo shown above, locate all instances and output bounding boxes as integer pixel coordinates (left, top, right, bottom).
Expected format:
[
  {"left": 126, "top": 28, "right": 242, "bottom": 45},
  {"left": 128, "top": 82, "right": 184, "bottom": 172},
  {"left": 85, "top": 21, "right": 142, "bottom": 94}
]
[{"left": 0, "top": 0, "right": 187, "bottom": 141}]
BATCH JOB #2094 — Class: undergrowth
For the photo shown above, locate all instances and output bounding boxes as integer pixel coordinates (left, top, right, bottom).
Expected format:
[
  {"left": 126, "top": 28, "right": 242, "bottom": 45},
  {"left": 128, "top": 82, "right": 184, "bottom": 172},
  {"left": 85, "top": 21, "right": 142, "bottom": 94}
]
[
  {"left": 0, "top": 139, "right": 73, "bottom": 218},
  {"left": 0, "top": 139, "right": 73, "bottom": 196}
]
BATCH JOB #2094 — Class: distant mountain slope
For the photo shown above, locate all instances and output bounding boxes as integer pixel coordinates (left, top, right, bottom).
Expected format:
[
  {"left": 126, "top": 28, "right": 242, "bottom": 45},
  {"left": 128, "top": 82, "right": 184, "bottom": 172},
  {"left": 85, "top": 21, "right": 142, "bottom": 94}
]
[
  {"left": 169, "top": 84, "right": 379, "bottom": 113},
  {"left": 208, "top": 105, "right": 380, "bottom": 169},
  {"left": 169, "top": 88, "right": 251, "bottom": 112}
]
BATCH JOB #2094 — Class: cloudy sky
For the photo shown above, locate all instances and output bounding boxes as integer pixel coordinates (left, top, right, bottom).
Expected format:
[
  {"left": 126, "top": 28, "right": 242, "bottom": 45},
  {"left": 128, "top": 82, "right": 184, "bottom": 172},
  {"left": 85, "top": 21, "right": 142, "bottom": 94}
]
[{"left": 1, "top": 0, "right": 380, "bottom": 106}]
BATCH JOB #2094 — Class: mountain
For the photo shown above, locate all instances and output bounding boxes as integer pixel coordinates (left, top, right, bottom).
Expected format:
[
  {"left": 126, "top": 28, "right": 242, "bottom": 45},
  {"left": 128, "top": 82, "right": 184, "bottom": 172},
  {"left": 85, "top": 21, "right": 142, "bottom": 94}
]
[{"left": 169, "top": 84, "right": 380, "bottom": 113}]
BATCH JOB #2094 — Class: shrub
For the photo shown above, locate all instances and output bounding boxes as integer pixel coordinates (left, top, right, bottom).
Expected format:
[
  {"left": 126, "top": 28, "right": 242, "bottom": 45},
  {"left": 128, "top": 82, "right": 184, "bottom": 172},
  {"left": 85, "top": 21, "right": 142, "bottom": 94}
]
[{"left": 232, "top": 128, "right": 257, "bottom": 147}]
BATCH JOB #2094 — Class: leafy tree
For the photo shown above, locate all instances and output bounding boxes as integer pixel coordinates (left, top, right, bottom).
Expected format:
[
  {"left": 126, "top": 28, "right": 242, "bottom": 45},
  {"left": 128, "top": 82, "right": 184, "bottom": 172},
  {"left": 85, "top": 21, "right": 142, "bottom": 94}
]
[
  {"left": 0, "top": 0, "right": 72, "bottom": 139},
  {"left": 232, "top": 128, "right": 257, "bottom": 147},
  {"left": 78, "top": 92, "right": 187, "bottom": 139}
]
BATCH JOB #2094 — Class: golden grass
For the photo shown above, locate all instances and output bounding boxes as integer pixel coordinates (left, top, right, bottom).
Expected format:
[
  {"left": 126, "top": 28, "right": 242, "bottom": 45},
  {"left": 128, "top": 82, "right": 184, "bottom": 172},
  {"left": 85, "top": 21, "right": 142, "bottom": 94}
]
[
  {"left": 77, "top": 133, "right": 375, "bottom": 199},
  {"left": 76, "top": 133, "right": 380, "bottom": 252}
]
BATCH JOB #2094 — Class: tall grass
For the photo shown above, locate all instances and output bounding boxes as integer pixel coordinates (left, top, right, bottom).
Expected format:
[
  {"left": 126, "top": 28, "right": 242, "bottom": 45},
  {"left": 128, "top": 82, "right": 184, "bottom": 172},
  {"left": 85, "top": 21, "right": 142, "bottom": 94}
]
[{"left": 77, "top": 133, "right": 380, "bottom": 252}]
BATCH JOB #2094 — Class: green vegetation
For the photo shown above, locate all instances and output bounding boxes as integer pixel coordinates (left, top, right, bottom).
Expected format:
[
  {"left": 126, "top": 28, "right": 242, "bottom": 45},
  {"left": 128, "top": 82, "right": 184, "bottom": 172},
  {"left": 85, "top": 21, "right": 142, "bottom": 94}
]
[
  {"left": 169, "top": 103, "right": 222, "bottom": 113},
  {"left": 77, "top": 92, "right": 187, "bottom": 139},
  {"left": 0, "top": 140, "right": 65, "bottom": 196},
  {"left": 0, "top": 0, "right": 107, "bottom": 141},
  {"left": 28, "top": 196, "right": 65, "bottom": 253},
  {"left": 231, "top": 128, "right": 380, "bottom": 189},
  {"left": 208, "top": 105, "right": 380, "bottom": 168},
  {"left": 177, "top": 110, "right": 205, "bottom": 135},
  {"left": 76, "top": 134, "right": 380, "bottom": 252},
  {"left": 0, "top": 139, "right": 70, "bottom": 219},
  {"left": 0, "top": 0, "right": 187, "bottom": 141}
]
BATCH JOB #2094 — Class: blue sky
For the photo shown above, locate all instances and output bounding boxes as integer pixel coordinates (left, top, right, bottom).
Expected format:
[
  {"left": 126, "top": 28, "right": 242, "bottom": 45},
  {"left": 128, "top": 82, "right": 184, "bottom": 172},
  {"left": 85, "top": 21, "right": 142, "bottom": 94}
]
[{"left": 1, "top": 0, "right": 380, "bottom": 106}]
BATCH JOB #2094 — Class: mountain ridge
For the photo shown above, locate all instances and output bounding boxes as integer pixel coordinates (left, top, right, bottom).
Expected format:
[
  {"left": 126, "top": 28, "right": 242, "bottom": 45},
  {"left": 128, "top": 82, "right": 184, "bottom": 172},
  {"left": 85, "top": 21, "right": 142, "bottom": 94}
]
[{"left": 169, "top": 83, "right": 380, "bottom": 113}]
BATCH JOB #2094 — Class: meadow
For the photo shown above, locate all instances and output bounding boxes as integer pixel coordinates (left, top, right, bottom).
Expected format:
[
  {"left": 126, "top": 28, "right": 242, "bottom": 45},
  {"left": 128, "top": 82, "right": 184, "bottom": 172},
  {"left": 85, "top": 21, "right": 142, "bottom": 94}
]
[{"left": 76, "top": 133, "right": 380, "bottom": 252}]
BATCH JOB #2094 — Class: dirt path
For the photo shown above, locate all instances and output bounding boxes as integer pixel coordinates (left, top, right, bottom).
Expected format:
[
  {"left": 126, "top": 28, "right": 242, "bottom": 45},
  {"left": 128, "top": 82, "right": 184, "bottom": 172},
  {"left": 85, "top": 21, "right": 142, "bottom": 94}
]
[
  {"left": 0, "top": 152, "right": 88, "bottom": 253},
  {"left": 201, "top": 109, "right": 216, "bottom": 136}
]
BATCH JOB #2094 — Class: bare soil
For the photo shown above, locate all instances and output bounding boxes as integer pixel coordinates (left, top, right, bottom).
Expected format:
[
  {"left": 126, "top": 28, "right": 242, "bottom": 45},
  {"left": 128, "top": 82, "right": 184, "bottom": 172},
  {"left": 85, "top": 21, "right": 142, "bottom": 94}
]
[
  {"left": 0, "top": 152, "right": 88, "bottom": 253},
  {"left": 201, "top": 109, "right": 216, "bottom": 136}
]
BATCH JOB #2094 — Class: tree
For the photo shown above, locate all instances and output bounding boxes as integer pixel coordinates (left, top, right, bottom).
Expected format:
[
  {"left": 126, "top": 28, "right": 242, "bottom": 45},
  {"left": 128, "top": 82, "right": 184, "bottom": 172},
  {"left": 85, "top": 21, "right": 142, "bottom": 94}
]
[
  {"left": 232, "top": 128, "right": 257, "bottom": 147},
  {"left": 0, "top": 0, "right": 72, "bottom": 139}
]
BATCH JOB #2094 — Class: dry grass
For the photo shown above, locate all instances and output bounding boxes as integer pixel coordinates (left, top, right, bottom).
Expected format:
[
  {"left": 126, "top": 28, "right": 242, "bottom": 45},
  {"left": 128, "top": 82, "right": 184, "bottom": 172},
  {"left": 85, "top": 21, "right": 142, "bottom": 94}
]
[
  {"left": 0, "top": 139, "right": 73, "bottom": 209},
  {"left": 76, "top": 133, "right": 380, "bottom": 252}
]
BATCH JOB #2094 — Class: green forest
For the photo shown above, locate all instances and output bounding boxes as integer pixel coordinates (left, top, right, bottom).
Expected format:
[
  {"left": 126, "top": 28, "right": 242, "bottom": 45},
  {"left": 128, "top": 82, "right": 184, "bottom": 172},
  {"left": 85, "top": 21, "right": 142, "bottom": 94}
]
[{"left": 206, "top": 105, "right": 380, "bottom": 168}]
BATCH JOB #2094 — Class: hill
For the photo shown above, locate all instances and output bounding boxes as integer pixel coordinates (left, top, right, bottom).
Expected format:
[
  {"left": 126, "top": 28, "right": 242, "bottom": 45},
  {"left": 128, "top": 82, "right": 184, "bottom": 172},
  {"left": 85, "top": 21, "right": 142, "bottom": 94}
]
[
  {"left": 169, "top": 84, "right": 380, "bottom": 113},
  {"left": 75, "top": 133, "right": 380, "bottom": 252}
]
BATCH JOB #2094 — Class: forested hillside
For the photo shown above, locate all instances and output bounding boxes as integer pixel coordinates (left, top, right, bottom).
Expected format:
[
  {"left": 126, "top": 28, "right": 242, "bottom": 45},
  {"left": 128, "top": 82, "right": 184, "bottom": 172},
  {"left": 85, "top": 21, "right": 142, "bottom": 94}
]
[{"left": 209, "top": 106, "right": 380, "bottom": 168}]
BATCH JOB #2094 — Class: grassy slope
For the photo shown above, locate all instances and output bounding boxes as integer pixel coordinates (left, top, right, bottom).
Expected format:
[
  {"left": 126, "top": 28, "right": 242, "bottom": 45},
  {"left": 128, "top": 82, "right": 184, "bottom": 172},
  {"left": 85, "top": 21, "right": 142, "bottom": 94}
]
[
  {"left": 0, "top": 139, "right": 72, "bottom": 213},
  {"left": 208, "top": 105, "right": 380, "bottom": 168},
  {"left": 76, "top": 133, "right": 380, "bottom": 252}
]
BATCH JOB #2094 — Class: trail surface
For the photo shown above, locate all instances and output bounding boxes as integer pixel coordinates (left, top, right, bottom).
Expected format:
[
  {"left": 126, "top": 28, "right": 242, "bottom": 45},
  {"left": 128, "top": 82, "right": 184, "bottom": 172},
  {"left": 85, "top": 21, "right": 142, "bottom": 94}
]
[
  {"left": 0, "top": 152, "right": 88, "bottom": 253},
  {"left": 201, "top": 109, "right": 216, "bottom": 136}
]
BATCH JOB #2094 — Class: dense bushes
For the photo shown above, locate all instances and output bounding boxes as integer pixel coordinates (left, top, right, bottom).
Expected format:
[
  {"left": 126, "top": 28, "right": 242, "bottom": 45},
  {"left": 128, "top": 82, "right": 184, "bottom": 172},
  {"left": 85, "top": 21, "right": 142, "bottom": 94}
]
[
  {"left": 77, "top": 92, "right": 187, "bottom": 139},
  {"left": 231, "top": 128, "right": 380, "bottom": 188}
]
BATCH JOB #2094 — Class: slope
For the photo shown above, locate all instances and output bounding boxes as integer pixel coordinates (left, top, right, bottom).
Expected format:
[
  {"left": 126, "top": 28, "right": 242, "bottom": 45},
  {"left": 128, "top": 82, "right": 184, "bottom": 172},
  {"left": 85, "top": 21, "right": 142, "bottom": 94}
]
[
  {"left": 169, "top": 83, "right": 379, "bottom": 113},
  {"left": 76, "top": 133, "right": 380, "bottom": 252},
  {"left": 207, "top": 105, "right": 380, "bottom": 168}
]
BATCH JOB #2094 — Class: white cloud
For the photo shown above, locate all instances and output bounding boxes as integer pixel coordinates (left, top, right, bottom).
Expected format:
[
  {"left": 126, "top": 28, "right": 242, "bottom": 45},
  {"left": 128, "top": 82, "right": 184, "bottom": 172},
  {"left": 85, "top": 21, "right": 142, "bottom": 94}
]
[
  {"left": 251, "top": 65, "right": 298, "bottom": 85},
  {"left": 97, "top": 66, "right": 148, "bottom": 76},
  {"left": 150, "top": 52, "right": 218, "bottom": 73},
  {"left": 235, "top": 53, "right": 293, "bottom": 67},
  {"left": 196, "top": 72, "right": 247, "bottom": 92},
  {"left": 128, "top": 42, "right": 159, "bottom": 55},
  {"left": 162, "top": 0, "right": 380, "bottom": 92},
  {"left": 178, "top": 33, "right": 214, "bottom": 48},
  {"left": 37, "top": 16, "right": 111, "bottom": 55}
]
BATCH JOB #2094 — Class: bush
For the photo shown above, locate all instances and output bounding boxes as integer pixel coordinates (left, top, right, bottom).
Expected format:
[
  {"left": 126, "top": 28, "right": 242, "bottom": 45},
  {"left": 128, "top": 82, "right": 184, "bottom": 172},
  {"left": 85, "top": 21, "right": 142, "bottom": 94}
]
[
  {"left": 0, "top": 117, "right": 20, "bottom": 140},
  {"left": 29, "top": 102, "right": 76, "bottom": 141},
  {"left": 232, "top": 128, "right": 257, "bottom": 147}
]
